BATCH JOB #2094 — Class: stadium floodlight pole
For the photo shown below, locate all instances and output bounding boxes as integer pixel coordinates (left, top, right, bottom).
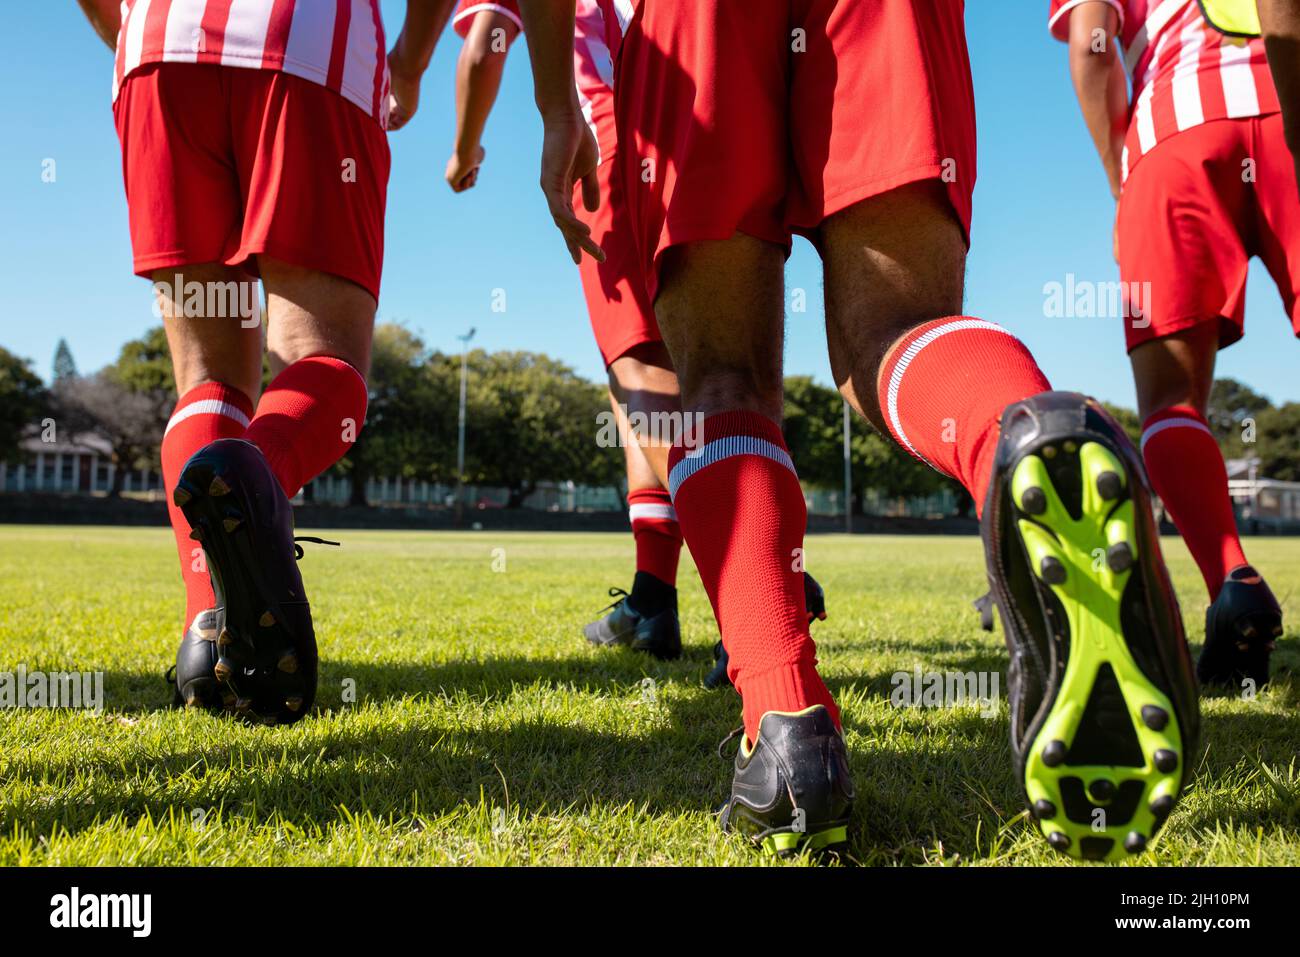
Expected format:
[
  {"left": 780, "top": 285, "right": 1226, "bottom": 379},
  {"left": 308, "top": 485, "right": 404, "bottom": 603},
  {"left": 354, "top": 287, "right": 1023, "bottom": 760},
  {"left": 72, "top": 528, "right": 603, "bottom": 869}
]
[
  {"left": 842, "top": 397, "right": 852, "bottom": 534},
  {"left": 456, "top": 328, "right": 476, "bottom": 524}
]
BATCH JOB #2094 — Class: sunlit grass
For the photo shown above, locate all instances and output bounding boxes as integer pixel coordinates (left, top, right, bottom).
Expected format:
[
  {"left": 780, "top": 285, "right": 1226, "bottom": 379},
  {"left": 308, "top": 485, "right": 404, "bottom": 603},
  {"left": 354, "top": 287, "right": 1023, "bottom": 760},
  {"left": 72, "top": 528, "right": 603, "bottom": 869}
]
[{"left": 0, "top": 526, "right": 1296, "bottom": 865}]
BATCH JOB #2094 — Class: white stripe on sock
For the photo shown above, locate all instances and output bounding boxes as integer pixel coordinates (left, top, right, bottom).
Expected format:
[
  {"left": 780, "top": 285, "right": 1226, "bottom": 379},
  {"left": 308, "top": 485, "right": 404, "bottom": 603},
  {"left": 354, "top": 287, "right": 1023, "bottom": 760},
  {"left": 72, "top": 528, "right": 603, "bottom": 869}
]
[
  {"left": 629, "top": 502, "right": 677, "bottom": 523},
  {"left": 164, "top": 399, "right": 250, "bottom": 437},
  {"left": 668, "top": 435, "right": 796, "bottom": 502},
  {"left": 884, "top": 319, "right": 1016, "bottom": 464},
  {"left": 1140, "top": 416, "right": 1213, "bottom": 453}
]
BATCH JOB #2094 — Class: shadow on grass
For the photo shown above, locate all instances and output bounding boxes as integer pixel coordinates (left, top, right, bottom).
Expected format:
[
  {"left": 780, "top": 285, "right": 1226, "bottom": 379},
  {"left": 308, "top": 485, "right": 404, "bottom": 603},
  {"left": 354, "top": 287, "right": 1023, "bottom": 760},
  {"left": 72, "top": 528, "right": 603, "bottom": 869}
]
[
  {"left": 6, "top": 646, "right": 1298, "bottom": 864},
  {"left": 1, "top": 652, "right": 1017, "bottom": 863}
]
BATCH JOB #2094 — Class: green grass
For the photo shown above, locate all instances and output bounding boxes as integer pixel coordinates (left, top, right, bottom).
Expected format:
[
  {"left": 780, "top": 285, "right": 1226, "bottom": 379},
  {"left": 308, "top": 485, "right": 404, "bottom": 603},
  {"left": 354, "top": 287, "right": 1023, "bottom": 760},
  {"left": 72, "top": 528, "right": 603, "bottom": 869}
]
[{"left": 0, "top": 525, "right": 1297, "bottom": 866}]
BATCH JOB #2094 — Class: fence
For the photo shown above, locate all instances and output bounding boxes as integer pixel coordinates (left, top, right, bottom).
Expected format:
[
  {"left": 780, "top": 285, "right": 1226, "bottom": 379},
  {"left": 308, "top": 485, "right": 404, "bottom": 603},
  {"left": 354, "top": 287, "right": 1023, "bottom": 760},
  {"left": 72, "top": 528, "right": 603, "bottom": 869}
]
[
  {"left": 300, "top": 475, "right": 624, "bottom": 512},
  {"left": 1227, "top": 477, "right": 1300, "bottom": 533}
]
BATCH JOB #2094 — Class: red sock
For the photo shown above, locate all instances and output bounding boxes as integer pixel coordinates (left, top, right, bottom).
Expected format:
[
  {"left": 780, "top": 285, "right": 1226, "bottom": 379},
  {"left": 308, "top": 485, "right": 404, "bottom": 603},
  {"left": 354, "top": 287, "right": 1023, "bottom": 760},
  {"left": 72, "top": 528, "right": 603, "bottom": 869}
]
[
  {"left": 162, "top": 383, "right": 254, "bottom": 630},
  {"left": 1141, "top": 406, "right": 1247, "bottom": 599},
  {"left": 877, "top": 317, "right": 1052, "bottom": 514},
  {"left": 668, "top": 411, "right": 838, "bottom": 741},
  {"left": 243, "top": 356, "right": 369, "bottom": 497},
  {"left": 627, "top": 487, "right": 682, "bottom": 585}
]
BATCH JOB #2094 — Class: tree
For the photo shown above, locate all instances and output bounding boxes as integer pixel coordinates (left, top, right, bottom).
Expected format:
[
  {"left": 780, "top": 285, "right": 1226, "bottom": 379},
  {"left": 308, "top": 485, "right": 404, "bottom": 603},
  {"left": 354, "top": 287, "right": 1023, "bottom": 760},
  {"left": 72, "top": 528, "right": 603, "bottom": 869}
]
[
  {"left": 1100, "top": 401, "right": 1143, "bottom": 450},
  {"left": 1255, "top": 403, "right": 1300, "bottom": 482},
  {"left": 1207, "top": 378, "right": 1272, "bottom": 459},
  {"left": 782, "top": 375, "right": 954, "bottom": 512},
  {"left": 53, "top": 372, "right": 170, "bottom": 495},
  {"left": 328, "top": 324, "right": 456, "bottom": 505},
  {"left": 52, "top": 339, "right": 77, "bottom": 383},
  {"left": 456, "top": 350, "right": 620, "bottom": 506},
  {"left": 0, "top": 347, "right": 49, "bottom": 465},
  {"left": 48, "top": 328, "right": 177, "bottom": 495},
  {"left": 106, "top": 325, "right": 175, "bottom": 395}
]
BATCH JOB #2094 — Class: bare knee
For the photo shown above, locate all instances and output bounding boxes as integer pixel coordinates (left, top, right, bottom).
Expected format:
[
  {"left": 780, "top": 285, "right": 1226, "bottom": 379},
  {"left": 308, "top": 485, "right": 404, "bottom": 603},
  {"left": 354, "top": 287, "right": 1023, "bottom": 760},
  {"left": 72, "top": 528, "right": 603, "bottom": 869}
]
[
  {"left": 607, "top": 342, "right": 678, "bottom": 402},
  {"left": 260, "top": 257, "right": 376, "bottom": 377},
  {"left": 1129, "top": 326, "right": 1218, "bottom": 420},
  {"left": 819, "top": 181, "right": 968, "bottom": 429},
  {"left": 654, "top": 235, "right": 785, "bottom": 418},
  {"left": 152, "top": 264, "right": 262, "bottom": 399}
]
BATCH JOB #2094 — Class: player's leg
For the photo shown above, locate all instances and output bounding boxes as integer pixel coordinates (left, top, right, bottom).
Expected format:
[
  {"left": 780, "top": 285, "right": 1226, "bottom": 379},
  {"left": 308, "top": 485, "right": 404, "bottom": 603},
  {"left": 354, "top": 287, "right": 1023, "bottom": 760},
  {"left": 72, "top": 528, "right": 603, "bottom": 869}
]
[
  {"left": 574, "top": 151, "right": 685, "bottom": 657},
  {"left": 156, "top": 264, "right": 264, "bottom": 709},
  {"left": 249, "top": 258, "right": 374, "bottom": 499},
  {"left": 618, "top": 0, "right": 852, "bottom": 854},
  {"left": 176, "top": 265, "right": 373, "bottom": 725},
  {"left": 823, "top": 184, "right": 1197, "bottom": 862},
  {"left": 1131, "top": 328, "right": 1281, "bottom": 667},
  {"left": 113, "top": 62, "right": 269, "bottom": 708},
  {"left": 810, "top": 0, "right": 1196, "bottom": 861},
  {"left": 1122, "top": 117, "right": 1282, "bottom": 691},
  {"left": 607, "top": 342, "right": 678, "bottom": 486},
  {"left": 578, "top": 135, "right": 828, "bottom": 669},
  {"left": 583, "top": 350, "right": 685, "bottom": 659},
  {"left": 659, "top": 235, "right": 851, "bottom": 853},
  {"left": 172, "top": 68, "right": 389, "bottom": 723},
  {"left": 1132, "top": 332, "right": 1281, "bottom": 690}
]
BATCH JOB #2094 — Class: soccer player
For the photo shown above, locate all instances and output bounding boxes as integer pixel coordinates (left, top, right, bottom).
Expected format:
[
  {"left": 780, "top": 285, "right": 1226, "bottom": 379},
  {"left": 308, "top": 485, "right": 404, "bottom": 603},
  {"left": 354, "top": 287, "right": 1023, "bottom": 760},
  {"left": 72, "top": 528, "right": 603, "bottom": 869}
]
[
  {"left": 76, "top": 0, "right": 455, "bottom": 723},
  {"left": 444, "top": 0, "right": 826, "bottom": 664},
  {"left": 519, "top": 0, "right": 1200, "bottom": 860},
  {"left": 1049, "top": 0, "right": 1291, "bottom": 691}
]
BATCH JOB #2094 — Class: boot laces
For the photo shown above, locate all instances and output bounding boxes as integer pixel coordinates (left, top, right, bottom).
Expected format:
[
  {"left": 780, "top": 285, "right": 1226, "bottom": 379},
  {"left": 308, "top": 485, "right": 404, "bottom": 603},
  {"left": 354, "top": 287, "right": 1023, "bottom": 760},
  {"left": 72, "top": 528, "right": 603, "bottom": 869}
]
[
  {"left": 594, "top": 586, "right": 630, "bottom": 615},
  {"left": 293, "top": 536, "right": 340, "bottom": 560}
]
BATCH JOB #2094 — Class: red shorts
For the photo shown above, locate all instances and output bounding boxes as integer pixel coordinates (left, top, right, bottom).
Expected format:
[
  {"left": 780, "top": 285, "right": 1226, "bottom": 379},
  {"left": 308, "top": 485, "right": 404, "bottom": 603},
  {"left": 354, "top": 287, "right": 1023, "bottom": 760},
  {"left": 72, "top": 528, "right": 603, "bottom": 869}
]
[
  {"left": 575, "top": 99, "right": 661, "bottom": 366},
  {"left": 615, "top": 0, "right": 976, "bottom": 300},
  {"left": 114, "top": 63, "right": 390, "bottom": 302},
  {"left": 1118, "top": 114, "right": 1300, "bottom": 352}
]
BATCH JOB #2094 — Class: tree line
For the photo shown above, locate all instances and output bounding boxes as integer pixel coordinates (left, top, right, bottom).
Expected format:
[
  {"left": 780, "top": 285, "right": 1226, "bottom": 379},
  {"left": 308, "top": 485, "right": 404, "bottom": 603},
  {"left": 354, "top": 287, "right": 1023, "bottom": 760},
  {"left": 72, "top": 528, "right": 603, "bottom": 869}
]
[{"left": 2, "top": 328, "right": 1298, "bottom": 508}]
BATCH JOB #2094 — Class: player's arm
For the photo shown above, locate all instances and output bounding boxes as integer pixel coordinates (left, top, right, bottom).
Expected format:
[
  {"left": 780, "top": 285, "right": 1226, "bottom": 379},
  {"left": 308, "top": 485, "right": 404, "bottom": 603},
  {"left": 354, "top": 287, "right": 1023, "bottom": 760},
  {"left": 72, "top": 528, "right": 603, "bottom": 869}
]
[
  {"left": 1258, "top": 0, "right": 1300, "bottom": 185},
  {"left": 1065, "top": 2, "right": 1129, "bottom": 201},
  {"left": 387, "top": 0, "right": 459, "bottom": 131},
  {"left": 76, "top": 0, "right": 121, "bottom": 51},
  {"left": 517, "top": 0, "right": 603, "bottom": 264},
  {"left": 448, "top": 12, "right": 522, "bottom": 192}
]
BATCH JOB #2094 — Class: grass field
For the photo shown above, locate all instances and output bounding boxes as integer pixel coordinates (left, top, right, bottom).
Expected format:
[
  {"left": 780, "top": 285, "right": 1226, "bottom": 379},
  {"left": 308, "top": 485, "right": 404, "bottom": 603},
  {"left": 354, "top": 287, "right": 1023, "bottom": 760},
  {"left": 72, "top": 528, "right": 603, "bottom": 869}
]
[{"left": 0, "top": 525, "right": 1297, "bottom": 866}]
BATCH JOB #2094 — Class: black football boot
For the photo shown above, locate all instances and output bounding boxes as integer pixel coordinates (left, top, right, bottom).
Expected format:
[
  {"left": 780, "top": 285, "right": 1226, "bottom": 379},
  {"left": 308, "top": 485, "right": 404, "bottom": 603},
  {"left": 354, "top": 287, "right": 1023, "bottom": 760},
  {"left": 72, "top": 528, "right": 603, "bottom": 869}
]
[
  {"left": 1198, "top": 565, "right": 1283, "bottom": 691},
  {"left": 583, "top": 573, "right": 682, "bottom": 660},
  {"left": 173, "top": 438, "right": 318, "bottom": 725},
  {"left": 718, "top": 705, "right": 854, "bottom": 856},
  {"left": 982, "top": 392, "right": 1200, "bottom": 862},
  {"left": 172, "top": 608, "right": 226, "bottom": 709}
]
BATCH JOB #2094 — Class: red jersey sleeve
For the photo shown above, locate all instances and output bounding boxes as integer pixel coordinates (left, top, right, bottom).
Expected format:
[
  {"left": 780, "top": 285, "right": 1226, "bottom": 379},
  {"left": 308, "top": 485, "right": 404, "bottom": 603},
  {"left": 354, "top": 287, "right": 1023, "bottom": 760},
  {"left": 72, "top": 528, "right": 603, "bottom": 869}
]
[
  {"left": 1048, "top": 0, "right": 1127, "bottom": 43},
  {"left": 452, "top": 0, "right": 523, "bottom": 39}
]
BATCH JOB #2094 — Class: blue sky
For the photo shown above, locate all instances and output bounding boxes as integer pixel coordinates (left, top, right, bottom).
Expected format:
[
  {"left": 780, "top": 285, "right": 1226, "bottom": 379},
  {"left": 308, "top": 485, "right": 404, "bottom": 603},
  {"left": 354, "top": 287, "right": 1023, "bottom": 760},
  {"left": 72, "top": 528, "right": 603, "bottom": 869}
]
[{"left": 3, "top": 2, "right": 1298, "bottom": 408}]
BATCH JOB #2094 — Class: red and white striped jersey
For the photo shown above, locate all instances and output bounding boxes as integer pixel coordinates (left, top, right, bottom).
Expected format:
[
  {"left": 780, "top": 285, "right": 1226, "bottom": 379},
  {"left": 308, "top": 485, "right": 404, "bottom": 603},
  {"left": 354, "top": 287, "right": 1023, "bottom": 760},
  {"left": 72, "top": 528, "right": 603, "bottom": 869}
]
[
  {"left": 451, "top": 0, "right": 628, "bottom": 99},
  {"left": 112, "top": 0, "right": 391, "bottom": 127},
  {"left": 1049, "top": 0, "right": 1279, "bottom": 181},
  {"left": 452, "top": 0, "right": 630, "bottom": 159}
]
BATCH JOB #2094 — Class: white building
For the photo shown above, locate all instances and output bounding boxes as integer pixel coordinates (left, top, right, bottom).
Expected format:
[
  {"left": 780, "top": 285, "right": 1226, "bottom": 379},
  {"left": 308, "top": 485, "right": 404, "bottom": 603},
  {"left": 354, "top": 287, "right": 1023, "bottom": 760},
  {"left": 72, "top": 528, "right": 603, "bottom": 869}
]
[
  {"left": 1226, "top": 457, "right": 1300, "bottom": 532},
  {"left": 0, "top": 432, "right": 162, "bottom": 497}
]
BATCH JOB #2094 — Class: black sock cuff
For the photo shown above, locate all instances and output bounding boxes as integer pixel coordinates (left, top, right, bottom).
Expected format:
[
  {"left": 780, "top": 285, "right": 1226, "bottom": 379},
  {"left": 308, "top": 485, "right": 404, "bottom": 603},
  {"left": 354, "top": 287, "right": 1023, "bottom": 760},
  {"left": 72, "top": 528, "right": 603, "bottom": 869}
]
[{"left": 629, "top": 571, "right": 677, "bottom": 614}]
